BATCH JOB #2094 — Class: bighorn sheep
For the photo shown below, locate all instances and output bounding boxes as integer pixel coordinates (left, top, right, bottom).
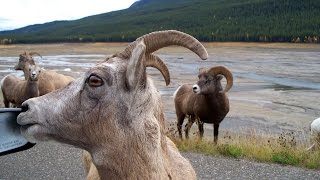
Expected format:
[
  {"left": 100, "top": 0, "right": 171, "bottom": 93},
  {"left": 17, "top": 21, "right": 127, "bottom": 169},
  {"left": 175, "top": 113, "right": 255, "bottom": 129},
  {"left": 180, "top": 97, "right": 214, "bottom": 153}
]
[
  {"left": 17, "top": 30, "right": 208, "bottom": 179},
  {"left": 15, "top": 51, "right": 74, "bottom": 95},
  {"left": 174, "top": 66, "right": 233, "bottom": 144},
  {"left": 1, "top": 64, "right": 41, "bottom": 107},
  {"left": 307, "top": 117, "right": 320, "bottom": 151},
  {"left": 15, "top": 52, "right": 42, "bottom": 72}
]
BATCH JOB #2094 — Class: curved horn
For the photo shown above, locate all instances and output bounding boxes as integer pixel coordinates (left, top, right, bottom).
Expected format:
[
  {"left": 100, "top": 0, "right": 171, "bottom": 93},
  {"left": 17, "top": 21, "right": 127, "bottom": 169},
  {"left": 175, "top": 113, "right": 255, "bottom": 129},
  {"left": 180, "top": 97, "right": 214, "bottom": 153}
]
[
  {"left": 145, "top": 54, "right": 170, "bottom": 86},
  {"left": 120, "top": 30, "right": 208, "bottom": 60},
  {"left": 29, "top": 52, "right": 42, "bottom": 58},
  {"left": 208, "top": 66, "right": 233, "bottom": 93}
]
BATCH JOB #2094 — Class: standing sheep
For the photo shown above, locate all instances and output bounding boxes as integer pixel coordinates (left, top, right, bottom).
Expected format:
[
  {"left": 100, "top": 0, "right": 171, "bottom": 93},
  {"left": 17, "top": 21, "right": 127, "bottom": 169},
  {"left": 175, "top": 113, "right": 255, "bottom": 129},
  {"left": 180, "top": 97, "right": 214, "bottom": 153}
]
[
  {"left": 16, "top": 30, "right": 208, "bottom": 179},
  {"left": 174, "top": 66, "right": 233, "bottom": 144},
  {"left": 1, "top": 64, "right": 41, "bottom": 107},
  {"left": 15, "top": 51, "right": 74, "bottom": 95}
]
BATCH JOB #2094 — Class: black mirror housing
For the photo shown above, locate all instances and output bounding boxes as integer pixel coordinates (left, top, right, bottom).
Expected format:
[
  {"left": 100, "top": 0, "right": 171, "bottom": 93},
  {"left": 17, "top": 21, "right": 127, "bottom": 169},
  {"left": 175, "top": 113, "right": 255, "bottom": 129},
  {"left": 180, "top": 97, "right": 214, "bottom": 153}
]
[{"left": 0, "top": 108, "right": 35, "bottom": 156}]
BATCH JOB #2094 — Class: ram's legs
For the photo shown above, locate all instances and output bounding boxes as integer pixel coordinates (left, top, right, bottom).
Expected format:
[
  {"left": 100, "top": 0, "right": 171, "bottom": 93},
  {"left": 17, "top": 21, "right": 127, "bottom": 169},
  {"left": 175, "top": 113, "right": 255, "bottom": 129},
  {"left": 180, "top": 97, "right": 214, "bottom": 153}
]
[
  {"left": 185, "top": 115, "right": 195, "bottom": 139},
  {"left": 213, "top": 123, "right": 220, "bottom": 144},
  {"left": 198, "top": 119, "right": 204, "bottom": 139},
  {"left": 177, "top": 114, "right": 185, "bottom": 139}
]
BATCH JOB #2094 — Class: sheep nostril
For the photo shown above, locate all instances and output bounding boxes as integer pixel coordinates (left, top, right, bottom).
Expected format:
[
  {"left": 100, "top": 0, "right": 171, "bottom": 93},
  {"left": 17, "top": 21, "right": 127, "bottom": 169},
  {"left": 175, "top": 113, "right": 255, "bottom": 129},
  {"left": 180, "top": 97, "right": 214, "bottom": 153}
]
[
  {"left": 21, "top": 103, "right": 29, "bottom": 112},
  {"left": 193, "top": 86, "right": 197, "bottom": 90}
]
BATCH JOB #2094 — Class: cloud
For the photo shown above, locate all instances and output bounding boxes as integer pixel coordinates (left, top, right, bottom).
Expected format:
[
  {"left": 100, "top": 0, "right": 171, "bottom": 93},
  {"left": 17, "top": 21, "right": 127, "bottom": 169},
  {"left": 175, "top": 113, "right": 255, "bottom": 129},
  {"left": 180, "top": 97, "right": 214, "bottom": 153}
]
[{"left": 0, "top": 0, "right": 137, "bottom": 31}]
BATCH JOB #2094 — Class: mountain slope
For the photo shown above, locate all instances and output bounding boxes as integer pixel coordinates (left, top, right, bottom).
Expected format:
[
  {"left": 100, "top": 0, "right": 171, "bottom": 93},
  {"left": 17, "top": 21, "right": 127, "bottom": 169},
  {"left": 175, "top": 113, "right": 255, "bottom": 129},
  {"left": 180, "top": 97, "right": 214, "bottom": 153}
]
[{"left": 1, "top": 0, "right": 319, "bottom": 43}]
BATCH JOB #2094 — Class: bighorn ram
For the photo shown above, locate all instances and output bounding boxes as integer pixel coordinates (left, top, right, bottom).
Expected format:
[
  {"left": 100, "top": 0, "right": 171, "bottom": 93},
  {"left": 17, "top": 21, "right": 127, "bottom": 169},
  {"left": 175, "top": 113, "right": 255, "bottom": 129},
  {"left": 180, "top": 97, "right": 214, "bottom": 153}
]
[
  {"left": 307, "top": 117, "right": 320, "bottom": 151},
  {"left": 174, "top": 66, "right": 233, "bottom": 144},
  {"left": 15, "top": 51, "right": 74, "bottom": 95},
  {"left": 17, "top": 30, "right": 208, "bottom": 179},
  {"left": 1, "top": 64, "right": 41, "bottom": 107}
]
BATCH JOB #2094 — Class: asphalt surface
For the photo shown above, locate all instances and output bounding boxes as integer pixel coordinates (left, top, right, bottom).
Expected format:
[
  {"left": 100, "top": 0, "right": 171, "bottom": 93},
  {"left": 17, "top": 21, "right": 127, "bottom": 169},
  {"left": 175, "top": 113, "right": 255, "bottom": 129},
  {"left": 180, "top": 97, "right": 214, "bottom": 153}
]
[{"left": 0, "top": 142, "right": 319, "bottom": 180}]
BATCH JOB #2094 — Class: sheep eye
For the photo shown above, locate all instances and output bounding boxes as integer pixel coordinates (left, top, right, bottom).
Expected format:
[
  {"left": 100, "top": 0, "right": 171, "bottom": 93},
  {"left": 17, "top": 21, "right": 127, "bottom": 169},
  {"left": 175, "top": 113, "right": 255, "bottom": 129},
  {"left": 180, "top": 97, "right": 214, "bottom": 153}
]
[{"left": 87, "top": 75, "right": 103, "bottom": 87}]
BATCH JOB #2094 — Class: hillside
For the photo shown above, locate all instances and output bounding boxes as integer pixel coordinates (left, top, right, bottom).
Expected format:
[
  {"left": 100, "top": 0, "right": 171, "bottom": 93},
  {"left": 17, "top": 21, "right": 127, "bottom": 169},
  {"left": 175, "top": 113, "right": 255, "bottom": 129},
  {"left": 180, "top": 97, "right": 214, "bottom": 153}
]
[{"left": 0, "top": 0, "right": 320, "bottom": 43}]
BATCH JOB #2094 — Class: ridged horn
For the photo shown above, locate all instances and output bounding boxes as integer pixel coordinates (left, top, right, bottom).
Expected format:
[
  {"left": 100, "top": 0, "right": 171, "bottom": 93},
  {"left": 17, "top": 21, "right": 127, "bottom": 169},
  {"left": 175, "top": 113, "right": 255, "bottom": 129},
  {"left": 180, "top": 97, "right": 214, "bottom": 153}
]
[
  {"left": 145, "top": 54, "right": 170, "bottom": 86},
  {"left": 119, "top": 30, "right": 208, "bottom": 60},
  {"left": 208, "top": 66, "right": 233, "bottom": 93},
  {"left": 29, "top": 52, "right": 42, "bottom": 58}
]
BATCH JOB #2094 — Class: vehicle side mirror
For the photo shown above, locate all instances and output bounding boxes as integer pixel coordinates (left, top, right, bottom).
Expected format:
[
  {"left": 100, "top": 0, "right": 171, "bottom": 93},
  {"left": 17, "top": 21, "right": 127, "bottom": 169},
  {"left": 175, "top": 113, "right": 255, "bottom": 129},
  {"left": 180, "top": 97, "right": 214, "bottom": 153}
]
[{"left": 0, "top": 108, "right": 35, "bottom": 156}]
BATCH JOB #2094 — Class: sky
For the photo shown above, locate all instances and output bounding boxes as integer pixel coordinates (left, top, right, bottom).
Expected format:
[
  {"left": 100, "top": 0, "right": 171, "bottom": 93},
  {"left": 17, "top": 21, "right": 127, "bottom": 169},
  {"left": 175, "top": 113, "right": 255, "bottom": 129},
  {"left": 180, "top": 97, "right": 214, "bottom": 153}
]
[{"left": 0, "top": 0, "right": 137, "bottom": 31}]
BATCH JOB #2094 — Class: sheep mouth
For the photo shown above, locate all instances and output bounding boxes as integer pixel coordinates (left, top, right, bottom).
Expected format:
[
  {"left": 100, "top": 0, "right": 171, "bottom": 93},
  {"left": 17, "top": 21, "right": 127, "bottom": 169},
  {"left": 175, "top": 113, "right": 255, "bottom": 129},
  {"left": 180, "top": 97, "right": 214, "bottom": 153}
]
[
  {"left": 20, "top": 123, "right": 39, "bottom": 133},
  {"left": 19, "top": 123, "right": 41, "bottom": 143},
  {"left": 17, "top": 112, "right": 40, "bottom": 129},
  {"left": 20, "top": 123, "right": 37, "bottom": 128},
  {"left": 20, "top": 123, "right": 41, "bottom": 138}
]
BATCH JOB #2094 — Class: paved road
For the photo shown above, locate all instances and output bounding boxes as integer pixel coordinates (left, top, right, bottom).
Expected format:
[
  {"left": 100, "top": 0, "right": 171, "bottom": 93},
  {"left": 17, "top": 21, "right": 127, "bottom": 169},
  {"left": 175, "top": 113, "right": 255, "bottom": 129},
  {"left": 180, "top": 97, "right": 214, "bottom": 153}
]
[{"left": 0, "top": 142, "right": 319, "bottom": 180}]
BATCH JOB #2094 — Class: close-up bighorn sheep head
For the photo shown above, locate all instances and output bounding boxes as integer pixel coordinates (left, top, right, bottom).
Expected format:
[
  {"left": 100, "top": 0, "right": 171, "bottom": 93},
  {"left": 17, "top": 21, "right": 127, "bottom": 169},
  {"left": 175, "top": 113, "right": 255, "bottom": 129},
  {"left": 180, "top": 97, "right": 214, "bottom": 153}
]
[
  {"left": 193, "top": 66, "right": 233, "bottom": 95},
  {"left": 17, "top": 30, "right": 208, "bottom": 179},
  {"left": 15, "top": 51, "right": 42, "bottom": 70}
]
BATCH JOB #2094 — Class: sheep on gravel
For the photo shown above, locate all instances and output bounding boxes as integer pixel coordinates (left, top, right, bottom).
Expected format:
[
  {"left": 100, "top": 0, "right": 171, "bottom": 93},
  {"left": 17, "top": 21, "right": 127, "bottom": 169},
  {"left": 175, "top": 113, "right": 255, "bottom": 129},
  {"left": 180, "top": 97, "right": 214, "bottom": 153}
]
[
  {"left": 174, "top": 66, "right": 233, "bottom": 144},
  {"left": 17, "top": 30, "right": 208, "bottom": 179},
  {"left": 1, "top": 64, "right": 41, "bottom": 107}
]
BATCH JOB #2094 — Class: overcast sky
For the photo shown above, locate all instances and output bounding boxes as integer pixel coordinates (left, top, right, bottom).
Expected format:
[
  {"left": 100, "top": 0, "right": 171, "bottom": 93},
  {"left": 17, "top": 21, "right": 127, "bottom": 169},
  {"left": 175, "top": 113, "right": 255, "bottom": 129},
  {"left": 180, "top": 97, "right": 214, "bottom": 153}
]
[{"left": 0, "top": 0, "right": 137, "bottom": 31}]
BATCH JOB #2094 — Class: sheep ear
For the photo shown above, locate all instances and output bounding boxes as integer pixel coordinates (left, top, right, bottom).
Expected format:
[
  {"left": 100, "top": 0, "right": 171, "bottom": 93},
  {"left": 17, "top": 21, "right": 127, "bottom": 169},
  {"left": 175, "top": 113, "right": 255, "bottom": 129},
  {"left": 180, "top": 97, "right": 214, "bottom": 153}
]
[
  {"left": 217, "top": 75, "right": 223, "bottom": 80},
  {"left": 126, "top": 41, "right": 146, "bottom": 90}
]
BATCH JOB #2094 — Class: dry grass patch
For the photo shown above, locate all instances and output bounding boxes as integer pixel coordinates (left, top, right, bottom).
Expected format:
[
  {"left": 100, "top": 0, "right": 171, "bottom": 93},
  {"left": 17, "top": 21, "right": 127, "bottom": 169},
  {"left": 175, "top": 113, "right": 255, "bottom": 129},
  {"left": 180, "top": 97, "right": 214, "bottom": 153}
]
[{"left": 167, "top": 125, "right": 320, "bottom": 170}]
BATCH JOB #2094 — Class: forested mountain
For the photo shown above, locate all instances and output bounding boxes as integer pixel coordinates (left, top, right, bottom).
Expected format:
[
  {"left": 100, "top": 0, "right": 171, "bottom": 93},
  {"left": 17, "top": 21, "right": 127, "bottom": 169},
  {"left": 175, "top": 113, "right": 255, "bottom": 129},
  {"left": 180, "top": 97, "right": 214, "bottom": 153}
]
[{"left": 1, "top": 0, "right": 319, "bottom": 43}]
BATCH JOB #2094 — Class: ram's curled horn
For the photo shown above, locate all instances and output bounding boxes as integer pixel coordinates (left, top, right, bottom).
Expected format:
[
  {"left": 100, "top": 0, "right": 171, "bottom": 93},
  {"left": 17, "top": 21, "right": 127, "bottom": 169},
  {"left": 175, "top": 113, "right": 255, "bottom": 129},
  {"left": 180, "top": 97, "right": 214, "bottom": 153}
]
[
  {"left": 29, "top": 52, "right": 42, "bottom": 58},
  {"left": 145, "top": 54, "right": 170, "bottom": 86},
  {"left": 104, "top": 53, "right": 170, "bottom": 85},
  {"left": 208, "top": 66, "right": 233, "bottom": 93},
  {"left": 120, "top": 30, "right": 208, "bottom": 60}
]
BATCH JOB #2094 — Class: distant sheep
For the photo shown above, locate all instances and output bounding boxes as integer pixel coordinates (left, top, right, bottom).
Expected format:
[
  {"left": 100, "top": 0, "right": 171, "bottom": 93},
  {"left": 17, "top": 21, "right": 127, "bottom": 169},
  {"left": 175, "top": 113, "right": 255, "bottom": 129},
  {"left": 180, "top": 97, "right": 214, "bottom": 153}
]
[
  {"left": 15, "top": 51, "right": 42, "bottom": 72},
  {"left": 1, "top": 64, "right": 41, "bottom": 107},
  {"left": 15, "top": 51, "right": 74, "bottom": 95},
  {"left": 307, "top": 117, "right": 320, "bottom": 151},
  {"left": 174, "top": 66, "right": 233, "bottom": 144}
]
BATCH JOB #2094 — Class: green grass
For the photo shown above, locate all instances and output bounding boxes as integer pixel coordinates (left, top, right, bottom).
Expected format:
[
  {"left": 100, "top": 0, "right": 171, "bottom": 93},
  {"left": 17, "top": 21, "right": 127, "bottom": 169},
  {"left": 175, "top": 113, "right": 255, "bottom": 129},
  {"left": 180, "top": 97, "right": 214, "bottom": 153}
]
[{"left": 167, "top": 128, "right": 320, "bottom": 170}]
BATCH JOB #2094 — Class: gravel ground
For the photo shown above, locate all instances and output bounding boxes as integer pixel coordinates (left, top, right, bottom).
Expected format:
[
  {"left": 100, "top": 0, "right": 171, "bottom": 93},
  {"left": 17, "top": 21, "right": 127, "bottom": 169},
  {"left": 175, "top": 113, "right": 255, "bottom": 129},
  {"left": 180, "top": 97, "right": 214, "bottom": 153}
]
[
  {"left": 183, "top": 152, "right": 320, "bottom": 180},
  {"left": 0, "top": 142, "right": 319, "bottom": 180}
]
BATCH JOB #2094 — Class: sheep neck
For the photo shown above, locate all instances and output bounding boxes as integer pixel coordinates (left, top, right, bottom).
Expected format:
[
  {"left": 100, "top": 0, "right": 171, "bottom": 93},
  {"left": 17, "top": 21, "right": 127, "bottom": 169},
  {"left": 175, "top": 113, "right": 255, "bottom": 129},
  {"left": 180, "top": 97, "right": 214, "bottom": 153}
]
[
  {"left": 90, "top": 110, "right": 169, "bottom": 179},
  {"left": 201, "top": 93, "right": 224, "bottom": 103},
  {"left": 198, "top": 93, "right": 228, "bottom": 114},
  {"left": 25, "top": 80, "right": 39, "bottom": 97},
  {"left": 91, "top": 141, "right": 168, "bottom": 179}
]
